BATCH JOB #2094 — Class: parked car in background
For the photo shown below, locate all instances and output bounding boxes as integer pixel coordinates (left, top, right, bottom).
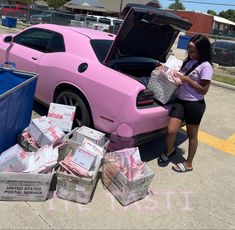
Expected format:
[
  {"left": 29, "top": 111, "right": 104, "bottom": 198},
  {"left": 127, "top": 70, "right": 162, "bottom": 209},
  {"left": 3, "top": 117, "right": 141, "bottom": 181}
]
[
  {"left": 211, "top": 40, "right": 235, "bottom": 66},
  {"left": 85, "top": 15, "right": 123, "bottom": 32},
  {"left": 0, "top": 4, "right": 191, "bottom": 143},
  {"left": 30, "top": 10, "right": 75, "bottom": 25},
  {"left": 71, "top": 14, "right": 123, "bottom": 33}
]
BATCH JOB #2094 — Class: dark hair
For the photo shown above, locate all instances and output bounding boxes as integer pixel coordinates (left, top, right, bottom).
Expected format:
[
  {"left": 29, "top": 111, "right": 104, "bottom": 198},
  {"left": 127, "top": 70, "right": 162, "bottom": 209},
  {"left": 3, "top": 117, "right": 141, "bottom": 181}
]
[{"left": 181, "top": 34, "right": 212, "bottom": 75}]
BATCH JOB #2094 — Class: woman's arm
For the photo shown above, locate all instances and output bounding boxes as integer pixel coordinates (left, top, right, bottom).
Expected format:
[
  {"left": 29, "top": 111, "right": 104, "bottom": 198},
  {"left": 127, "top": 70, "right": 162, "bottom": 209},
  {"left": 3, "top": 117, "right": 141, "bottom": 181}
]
[{"left": 176, "top": 73, "right": 211, "bottom": 95}]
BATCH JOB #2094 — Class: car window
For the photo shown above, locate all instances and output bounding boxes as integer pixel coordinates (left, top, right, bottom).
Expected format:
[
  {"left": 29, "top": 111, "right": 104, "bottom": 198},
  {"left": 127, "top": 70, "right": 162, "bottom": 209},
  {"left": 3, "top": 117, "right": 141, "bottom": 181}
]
[
  {"left": 213, "top": 41, "right": 235, "bottom": 50},
  {"left": 98, "top": 18, "right": 111, "bottom": 25},
  {"left": 85, "top": 16, "right": 98, "bottom": 22},
  {"left": 90, "top": 39, "right": 113, "bottom": 62},
  {"left": 113, "top": 19, "right": 122, "bottom": 26},
  {"left": 13, "top": 28, "right": 53, "bottom": 52},
  {"left": 47, "top": 33, "right": 65, "bottom": 52}
]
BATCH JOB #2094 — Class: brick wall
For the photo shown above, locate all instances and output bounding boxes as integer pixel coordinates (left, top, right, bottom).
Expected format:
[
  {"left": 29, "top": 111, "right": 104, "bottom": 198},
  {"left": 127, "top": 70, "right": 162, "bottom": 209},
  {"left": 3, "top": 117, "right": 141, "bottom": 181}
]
[{"left": 169, "top": 10, "right": 214, "bottom": 35}]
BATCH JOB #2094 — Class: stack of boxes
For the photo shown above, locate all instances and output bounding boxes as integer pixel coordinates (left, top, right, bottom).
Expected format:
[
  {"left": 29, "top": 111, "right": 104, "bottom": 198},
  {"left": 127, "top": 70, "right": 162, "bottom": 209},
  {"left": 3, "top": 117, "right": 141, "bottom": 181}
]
[{"left": 0, "top": 103, "right": 155, "bottom": 205}]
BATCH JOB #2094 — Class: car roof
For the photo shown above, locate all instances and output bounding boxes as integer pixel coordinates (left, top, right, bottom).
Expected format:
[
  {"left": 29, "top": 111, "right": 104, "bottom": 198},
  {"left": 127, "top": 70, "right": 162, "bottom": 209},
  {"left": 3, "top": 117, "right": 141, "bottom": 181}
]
[
  {"left": 31, "top": 24, "right": 116, "bottom": 40},
  {"left": 214, "top": 40, "right": 235, "bottom": 44},
  {"left": 86, "top": 14, "right": 122, "bottom": 20}
]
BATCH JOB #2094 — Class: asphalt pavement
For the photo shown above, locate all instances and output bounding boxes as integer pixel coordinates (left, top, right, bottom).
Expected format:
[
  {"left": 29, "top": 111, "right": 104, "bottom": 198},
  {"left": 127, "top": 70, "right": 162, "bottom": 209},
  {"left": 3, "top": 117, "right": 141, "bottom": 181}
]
[{"left": 0, "top": 80, "right": 234, "bottom": 230}]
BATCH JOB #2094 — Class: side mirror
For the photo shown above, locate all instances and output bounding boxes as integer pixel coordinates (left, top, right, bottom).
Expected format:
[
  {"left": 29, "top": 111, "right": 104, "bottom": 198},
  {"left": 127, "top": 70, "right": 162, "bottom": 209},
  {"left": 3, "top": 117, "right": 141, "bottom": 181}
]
[{"left": 3, "top": 36, "right": 13, "bottom": 43}]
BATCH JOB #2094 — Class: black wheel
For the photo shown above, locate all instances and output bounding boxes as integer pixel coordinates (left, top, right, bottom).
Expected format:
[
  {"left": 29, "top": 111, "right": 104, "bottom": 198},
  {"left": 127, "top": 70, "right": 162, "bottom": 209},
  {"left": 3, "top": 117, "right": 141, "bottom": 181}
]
[{"left": 55, "top": 90, "right": 92, "bottom": 128}]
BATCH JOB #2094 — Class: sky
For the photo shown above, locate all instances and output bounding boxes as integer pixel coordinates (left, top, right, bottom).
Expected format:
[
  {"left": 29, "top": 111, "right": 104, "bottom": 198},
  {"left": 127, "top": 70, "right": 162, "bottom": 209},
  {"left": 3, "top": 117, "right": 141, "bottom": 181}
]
[{"left": 159, "top": 0, "right": 235, "bottom": 14}]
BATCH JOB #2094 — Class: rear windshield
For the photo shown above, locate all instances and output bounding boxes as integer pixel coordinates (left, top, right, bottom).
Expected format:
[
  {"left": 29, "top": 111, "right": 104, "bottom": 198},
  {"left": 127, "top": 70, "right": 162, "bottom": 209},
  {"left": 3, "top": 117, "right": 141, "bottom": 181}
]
[{"left": 90, "top": 39, "right": 113, "bottom": 62}]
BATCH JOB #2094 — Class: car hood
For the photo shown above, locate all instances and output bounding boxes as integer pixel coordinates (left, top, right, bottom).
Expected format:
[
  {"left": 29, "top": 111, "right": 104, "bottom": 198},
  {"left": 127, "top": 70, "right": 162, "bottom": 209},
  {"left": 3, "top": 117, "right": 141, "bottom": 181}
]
[{"left": 104, "top": 4, "right": 191, "bottom": 65}]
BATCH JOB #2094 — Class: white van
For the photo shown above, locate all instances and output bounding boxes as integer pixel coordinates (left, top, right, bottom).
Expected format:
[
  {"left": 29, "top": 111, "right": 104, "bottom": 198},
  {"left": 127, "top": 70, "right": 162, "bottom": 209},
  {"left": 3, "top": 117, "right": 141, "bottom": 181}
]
[{"left": 72, "top": 14, "right": 123, "bottom": 33}]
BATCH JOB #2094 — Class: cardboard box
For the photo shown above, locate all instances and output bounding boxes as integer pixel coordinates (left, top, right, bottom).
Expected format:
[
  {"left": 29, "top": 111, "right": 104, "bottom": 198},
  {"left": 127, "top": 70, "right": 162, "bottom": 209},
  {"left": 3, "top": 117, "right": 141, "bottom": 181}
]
[
  {"left": 72, "top": 126, "right": 106, "bottom": 147},
  {"left": 56, "top": 140, "right": 102, "bottom": 204},
  {"left": 0, "top": 144, "right": 28, "bottom": 172},
  {"left": 64, "top": 127, "right": 109, "bottom": 152},
  {"left": 0, "top": 171, "right": 53, "bottom": 201},
  {"left": 102, "top": 153, "right": 154, "bottom": 206},
  {"left": 27, "top": 117, "right": 65, "bottom": 147},
  {"left": 48, "top": 103, "right": 76, "bottom": 132}
]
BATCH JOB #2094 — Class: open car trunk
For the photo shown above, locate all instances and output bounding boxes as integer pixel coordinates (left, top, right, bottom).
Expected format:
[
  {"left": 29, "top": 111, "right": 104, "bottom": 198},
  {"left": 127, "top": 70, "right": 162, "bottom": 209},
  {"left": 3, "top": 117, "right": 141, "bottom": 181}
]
[{"left": 104, "top": 4, "right": 191, "bottom": 86}]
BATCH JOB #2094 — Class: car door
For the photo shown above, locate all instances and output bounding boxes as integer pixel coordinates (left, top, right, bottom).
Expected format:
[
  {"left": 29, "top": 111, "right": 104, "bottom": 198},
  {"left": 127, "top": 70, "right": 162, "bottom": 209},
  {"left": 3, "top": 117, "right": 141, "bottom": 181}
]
[
  {"left": 1, "top": 28, "right": 52, "bottom": 72},
  {"left": 0, "top": 28, "right": 54, "bottom": 99}
]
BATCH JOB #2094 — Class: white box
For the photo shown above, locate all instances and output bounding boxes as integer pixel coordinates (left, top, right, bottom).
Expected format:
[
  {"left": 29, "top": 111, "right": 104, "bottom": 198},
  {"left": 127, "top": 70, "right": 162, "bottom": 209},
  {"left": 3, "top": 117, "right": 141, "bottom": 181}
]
[
  {"left": 39, "top": 126, "right": 65, "bottom": 147},
  {"left": 27, "top": 116, "right": 51, "bottom": 142},
  {"left": 102, "top": 153, "right": 154, "bottom": 206},
  {"left": 63, "top": 127, "right": 109, "bottom": 155},
  {"left": 165, "top": 55, "right": 183, "bottom": 71},
  {"left": 48, "top": 103, "right": 76, "bottom": 132},
  {"left": 27, "top": 117, "right": 65, "bottom": 147},
  {"left": 56, "top": 140, "right": 101, "bottom": 204},
  {"left": 73, "top": 126, "right": 106, "bottom": 147},
  {"left": 0, "top": 171, "right": 54, "bottom": 201},
  {"left": 0, "top": 144, "right": 29, "bottom": 172}
]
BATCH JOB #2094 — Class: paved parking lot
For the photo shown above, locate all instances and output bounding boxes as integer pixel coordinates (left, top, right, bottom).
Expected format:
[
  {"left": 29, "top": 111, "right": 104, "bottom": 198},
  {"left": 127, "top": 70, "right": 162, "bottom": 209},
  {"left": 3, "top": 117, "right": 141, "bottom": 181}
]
[
  {"left": 0, "top": 24, "right": 234, "bottom": 229},
  {"left": 0, "top": 82, "right": 234, "bottom": 229}
]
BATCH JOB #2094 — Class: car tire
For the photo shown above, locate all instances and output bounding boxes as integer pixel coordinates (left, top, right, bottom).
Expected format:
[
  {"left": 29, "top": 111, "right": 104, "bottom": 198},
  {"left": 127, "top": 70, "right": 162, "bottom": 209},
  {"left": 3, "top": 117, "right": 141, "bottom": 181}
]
[{"left": 55, "top": 90, "right": 92, "bottom": 128}]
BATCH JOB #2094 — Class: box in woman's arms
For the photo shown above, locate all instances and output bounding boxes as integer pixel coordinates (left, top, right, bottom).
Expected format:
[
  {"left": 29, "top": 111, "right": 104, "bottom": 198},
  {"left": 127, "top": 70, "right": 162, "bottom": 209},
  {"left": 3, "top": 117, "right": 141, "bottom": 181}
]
[{"left": 147, "top": 69, "right": 180, "bottom": 104}]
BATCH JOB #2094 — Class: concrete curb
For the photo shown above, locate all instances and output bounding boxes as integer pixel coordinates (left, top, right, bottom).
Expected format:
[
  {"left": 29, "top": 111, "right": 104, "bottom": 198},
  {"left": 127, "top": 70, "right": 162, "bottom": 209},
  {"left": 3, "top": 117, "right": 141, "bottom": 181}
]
[{"left": 211, "top": 80, "right": 235, "bottom": 91}]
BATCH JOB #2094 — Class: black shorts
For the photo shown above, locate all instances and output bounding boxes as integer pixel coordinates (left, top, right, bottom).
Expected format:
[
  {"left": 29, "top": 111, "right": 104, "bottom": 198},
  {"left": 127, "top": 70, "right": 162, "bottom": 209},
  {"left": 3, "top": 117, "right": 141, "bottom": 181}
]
[{"left": 169, "top": 98, "right": 206, "bottom": 125}]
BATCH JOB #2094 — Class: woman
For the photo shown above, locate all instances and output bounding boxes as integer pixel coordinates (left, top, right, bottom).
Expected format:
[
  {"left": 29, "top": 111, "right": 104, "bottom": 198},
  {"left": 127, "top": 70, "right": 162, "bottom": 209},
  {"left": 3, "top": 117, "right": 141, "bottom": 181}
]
[{"left": 158, "top": 34, "right": 213, "bottom": 173}]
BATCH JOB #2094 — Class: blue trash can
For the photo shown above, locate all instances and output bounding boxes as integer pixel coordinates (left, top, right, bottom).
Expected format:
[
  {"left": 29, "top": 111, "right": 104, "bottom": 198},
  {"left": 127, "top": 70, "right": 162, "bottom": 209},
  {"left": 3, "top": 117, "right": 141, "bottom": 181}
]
[
  {"left": 1, "top": 16, "right": 17, "bottom": 28},
  {"left": 177, "top": 35, "right": 192, "bottom": 50},
  {"left": 0, "top": 62, "right": 38, "bottom": 153}
]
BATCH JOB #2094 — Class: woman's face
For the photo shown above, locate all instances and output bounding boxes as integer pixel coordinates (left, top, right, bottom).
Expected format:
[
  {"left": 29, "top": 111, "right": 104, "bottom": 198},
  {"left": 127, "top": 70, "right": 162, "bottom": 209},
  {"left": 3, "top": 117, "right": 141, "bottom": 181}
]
[{"left": 188, "top": 42, "right": 199, "bottom": 60}]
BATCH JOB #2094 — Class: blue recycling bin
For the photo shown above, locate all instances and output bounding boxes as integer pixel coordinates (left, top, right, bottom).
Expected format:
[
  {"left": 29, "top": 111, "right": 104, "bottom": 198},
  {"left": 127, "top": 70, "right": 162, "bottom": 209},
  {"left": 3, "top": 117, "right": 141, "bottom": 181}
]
[
  {"left": 0, "top": 62, "right": 38, "bottom": 153},
  {"left": 177, "top": 35, "right": 192, "bottom": 50},
  {"left": 1, "top": 16, "right": 17, "bottom": 28}
]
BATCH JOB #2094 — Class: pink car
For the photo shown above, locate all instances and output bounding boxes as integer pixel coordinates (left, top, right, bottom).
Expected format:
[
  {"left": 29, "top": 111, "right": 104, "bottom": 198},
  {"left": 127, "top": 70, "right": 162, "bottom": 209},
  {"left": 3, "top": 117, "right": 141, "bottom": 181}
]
[{"left": 0, "top": 4, "right": 191, "bottom": 143}]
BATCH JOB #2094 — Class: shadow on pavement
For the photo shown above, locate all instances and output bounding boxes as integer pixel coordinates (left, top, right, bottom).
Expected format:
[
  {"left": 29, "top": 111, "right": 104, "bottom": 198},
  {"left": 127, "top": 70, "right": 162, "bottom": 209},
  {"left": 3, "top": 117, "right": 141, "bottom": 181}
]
[
  {"left": 33, "top": 100, "right": 48, "bottom": 116},
  {"left": 138, "top": 129, "right": 188, "bottom": 163}
]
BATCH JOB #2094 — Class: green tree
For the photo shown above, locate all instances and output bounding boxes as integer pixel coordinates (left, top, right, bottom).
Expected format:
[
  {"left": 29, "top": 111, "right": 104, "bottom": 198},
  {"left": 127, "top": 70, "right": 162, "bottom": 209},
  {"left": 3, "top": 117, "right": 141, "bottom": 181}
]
[
  {"left": 219, "top": 9, "right": 235, "bottom": 22},
  {"left": 47, "top": 0, "right": 67, "bottom": 9},
  {"left": 168, "top": 0, "right": 185, "bottom": 10},
  {"left": 207, "top": 10, "right": 217, "bottom": 16},
  {"left": 9, "top": 0, "right": 33, "bottom": 5}
]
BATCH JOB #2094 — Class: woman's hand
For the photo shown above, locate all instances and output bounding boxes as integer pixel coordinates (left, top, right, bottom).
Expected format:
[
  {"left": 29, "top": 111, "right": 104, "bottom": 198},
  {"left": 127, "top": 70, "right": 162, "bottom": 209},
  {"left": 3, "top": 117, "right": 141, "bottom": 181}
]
[
  {"left": 155, "top": 62, "right": 164, "bottom": 70},
  {"left": 174, "top": 71, "right": 188, "bottom": 82}
]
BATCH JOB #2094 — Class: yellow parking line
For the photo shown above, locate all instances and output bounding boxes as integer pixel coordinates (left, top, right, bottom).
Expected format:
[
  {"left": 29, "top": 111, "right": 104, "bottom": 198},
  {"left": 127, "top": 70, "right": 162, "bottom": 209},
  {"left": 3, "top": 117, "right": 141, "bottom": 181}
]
[
  {"left": 182, "top": 127, "right": 235, "bottom": 156},
  {"left": 198, "top": 131, "right": 235, "bottom": 156},
  {"left": 226, "top": 134, "right": 235, "bottom": 144}
]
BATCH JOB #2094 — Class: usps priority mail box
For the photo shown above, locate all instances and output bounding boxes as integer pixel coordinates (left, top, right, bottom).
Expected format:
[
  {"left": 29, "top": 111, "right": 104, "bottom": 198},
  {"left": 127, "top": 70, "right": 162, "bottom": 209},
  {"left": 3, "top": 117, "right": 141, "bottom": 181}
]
[{"left": 48, "top": 103, "right": 76, "bottom": 132}]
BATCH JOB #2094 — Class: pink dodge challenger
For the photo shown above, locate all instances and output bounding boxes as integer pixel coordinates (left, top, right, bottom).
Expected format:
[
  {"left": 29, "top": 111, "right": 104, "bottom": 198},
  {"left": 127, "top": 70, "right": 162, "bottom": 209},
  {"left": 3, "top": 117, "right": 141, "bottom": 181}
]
[{"left": 0, "top": 4, "right": 191, "bottom": 143}]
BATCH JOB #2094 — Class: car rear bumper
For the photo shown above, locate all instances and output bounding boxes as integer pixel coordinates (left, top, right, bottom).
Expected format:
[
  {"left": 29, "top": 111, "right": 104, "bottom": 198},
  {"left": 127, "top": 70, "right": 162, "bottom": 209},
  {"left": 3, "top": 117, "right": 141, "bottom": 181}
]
[{"left": 95, "top": 103, "right": 171, "bottom": 139}]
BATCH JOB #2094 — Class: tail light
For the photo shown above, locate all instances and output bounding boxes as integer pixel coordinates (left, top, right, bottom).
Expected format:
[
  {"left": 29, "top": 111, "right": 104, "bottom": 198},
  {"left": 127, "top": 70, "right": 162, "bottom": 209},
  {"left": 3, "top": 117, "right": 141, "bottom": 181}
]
[{"left": 137, "top": 89, "right": 154, "bottom": 106}]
